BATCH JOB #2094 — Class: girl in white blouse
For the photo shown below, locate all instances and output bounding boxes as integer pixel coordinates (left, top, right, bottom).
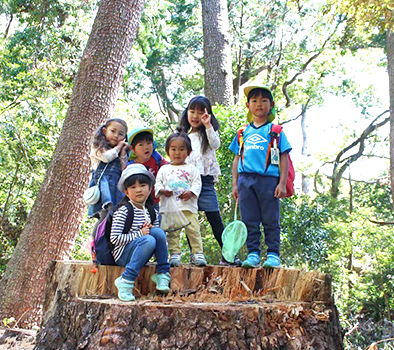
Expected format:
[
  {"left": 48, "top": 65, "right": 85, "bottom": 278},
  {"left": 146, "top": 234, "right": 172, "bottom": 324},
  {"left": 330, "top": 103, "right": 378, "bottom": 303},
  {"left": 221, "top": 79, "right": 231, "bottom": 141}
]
[{"left": 179, "top": 96, "right": 241, "bottom": 266}]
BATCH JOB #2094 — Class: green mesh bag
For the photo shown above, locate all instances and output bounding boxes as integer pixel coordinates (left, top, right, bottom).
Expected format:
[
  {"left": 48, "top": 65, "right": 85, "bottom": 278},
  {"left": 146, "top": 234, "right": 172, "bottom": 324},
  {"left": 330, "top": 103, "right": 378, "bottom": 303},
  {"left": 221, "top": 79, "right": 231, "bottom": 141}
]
[{"left": 222, "top": 201, "right": 247, "bottom": 263}]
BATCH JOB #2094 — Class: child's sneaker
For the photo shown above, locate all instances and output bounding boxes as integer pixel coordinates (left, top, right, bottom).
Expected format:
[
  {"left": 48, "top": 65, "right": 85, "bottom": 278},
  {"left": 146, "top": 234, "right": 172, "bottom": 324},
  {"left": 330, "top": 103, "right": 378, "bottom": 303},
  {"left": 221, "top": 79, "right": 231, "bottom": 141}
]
[
  {"left": 190, "top": 253, "right": 207, "bottom": 266},
  {"left": 151, "top": 272, "right": 171, "bottom": 294},
  {"left": 262, "top": 253, "right": 281, "bottom": 268},
  {"left": 241, "top": 252, "right": 261, "bottom": 268},
  {"left": 115, "top": 277, "right": 135, "bottom": 301},
  {"left": 169, "top": 253, "right": 181, "bottom": 267},
  {"left": 219, "top": 255, "right": 242, "bottom": 267}
]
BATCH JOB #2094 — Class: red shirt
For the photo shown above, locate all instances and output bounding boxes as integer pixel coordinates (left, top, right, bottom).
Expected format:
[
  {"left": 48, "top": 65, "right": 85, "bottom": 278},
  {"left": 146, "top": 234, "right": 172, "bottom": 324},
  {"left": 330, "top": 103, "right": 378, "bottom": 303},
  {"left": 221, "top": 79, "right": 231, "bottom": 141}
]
[{"left": 142, "top": 153, "right": 168, "bottom": 204}]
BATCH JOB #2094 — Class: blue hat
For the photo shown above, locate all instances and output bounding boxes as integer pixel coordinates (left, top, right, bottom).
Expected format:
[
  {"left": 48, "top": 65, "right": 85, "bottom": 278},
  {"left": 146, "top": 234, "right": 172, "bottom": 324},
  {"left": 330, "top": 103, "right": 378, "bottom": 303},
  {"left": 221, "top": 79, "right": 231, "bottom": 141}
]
[
  {"left": 127, "top": 125, "right": 154, "bottom": 160},
  {"left": 128, "top": 125, "right": 153, "bottom": 145}
]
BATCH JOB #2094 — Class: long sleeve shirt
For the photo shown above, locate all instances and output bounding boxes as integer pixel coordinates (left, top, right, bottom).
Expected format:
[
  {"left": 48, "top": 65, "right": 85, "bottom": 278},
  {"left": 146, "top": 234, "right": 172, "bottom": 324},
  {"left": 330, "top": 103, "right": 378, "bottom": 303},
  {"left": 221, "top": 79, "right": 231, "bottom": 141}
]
[
  {"left": 90, "top": 146, "right": 128, "bottom": 170},
  {"left": 110, "top": 202, "right": 159, "bottom": 262},
  {"left": 155, "top": 163, "right": 202, "bottom": 214},
  {"left": 186, "top": 127, "right": 221, "bottom": 181}
]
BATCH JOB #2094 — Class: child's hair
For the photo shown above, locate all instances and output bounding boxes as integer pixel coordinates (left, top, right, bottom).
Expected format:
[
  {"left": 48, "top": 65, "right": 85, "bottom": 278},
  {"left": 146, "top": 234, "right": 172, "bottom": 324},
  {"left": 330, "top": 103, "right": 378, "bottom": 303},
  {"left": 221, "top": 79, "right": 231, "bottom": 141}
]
[
  {"left": 247, "top": 88, "right": 273, "bottom": 103},
  {"left": 124, "top": 174, "right": 154, "bottom": 205},
  {"left": 92, "top": 118, "right": 128, "bottom": 153},
  {"left": 179, "top": 96, "right": 220, "bottom": 154},
  {"left": 165, "top": 127, "right": 192, "bottom": 155},
  {"left": 131, "top": 132, "right": 153, "bottom": 148}
]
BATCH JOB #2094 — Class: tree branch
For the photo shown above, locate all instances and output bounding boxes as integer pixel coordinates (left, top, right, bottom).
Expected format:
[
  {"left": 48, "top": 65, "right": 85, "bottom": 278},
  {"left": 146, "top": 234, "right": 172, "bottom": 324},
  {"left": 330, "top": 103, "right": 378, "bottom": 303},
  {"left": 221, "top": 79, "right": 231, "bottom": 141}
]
[
  {"left": 331, "top": 110, "right": 390, "bottom": 196},
  {"left": 282, "top": 21, "right": 342, "bottom": 107}
]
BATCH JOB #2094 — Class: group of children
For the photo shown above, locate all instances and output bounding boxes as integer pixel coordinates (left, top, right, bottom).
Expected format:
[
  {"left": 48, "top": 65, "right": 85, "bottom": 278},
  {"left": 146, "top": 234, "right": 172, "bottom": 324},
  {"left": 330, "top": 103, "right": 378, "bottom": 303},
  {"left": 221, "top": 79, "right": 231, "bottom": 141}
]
[{"left": 87, "top": 86, "right": 291, "bottom": 301}]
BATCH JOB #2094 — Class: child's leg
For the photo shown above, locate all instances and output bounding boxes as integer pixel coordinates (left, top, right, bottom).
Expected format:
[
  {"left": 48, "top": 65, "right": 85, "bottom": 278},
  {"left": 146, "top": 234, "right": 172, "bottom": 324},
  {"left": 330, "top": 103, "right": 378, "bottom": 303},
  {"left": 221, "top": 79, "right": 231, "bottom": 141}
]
[
  {"left": 149, "top": 227, "right": 170, "bottom": 274},
  {"left": 116, "top": 235, "right": 156, "bottom": 281},
  {"left": 238, "top": 174, "right": 263, "bottom": 255},
  {"left": 183, "top": 211, "right": 203, "bottom": 254},
  {"left": 166, "top": 228, "right": 181, "bottom": 255},
  {"left": 205, "top": 211, "right": 224, "bottom": 247},
  {"left": 258, "top": 177, "right": 280, "bottom": 256},
  {"left": 198, "top": 176, "right": 224, "bottom": 247}
]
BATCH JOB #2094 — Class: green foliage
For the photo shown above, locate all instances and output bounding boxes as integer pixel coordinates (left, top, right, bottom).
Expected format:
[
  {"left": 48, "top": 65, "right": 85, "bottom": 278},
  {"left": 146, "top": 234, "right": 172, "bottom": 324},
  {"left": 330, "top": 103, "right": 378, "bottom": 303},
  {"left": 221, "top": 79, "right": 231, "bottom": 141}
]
[{"left": 0, "top": 0, "right": 96, "bottom": 271}]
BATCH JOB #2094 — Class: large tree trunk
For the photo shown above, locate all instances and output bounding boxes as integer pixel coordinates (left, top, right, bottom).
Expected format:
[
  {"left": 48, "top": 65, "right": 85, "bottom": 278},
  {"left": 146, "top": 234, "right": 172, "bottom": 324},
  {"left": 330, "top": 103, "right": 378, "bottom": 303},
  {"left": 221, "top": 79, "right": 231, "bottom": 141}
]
[
  {"left": 387, "top": 29, "right": 394, "bottom": 207},
  {"left": 0, "top": 0, "right": 145, "bottom": 328},
  {"left": 35, "top": 261, "right": 343, "bottom": 350},
  {"left": 201, "top": 0, "right": 233, "bottom": 106}
]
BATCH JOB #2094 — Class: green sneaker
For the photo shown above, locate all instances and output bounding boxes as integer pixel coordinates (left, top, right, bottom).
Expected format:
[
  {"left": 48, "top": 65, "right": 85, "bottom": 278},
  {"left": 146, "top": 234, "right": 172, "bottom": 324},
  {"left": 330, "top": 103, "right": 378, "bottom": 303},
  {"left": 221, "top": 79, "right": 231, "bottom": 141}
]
[
  {"left": 115, "top": 277, "right": 135, "bottom": 301},
  {"left": 151, "top": 272, "right": 171, "bottom": 294}
]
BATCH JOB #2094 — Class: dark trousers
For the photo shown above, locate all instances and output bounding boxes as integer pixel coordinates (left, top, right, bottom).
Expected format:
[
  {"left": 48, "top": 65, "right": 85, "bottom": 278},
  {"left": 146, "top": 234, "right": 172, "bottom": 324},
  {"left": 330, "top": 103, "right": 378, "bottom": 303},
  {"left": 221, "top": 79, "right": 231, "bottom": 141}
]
[{"left": 238, "top": 174, "right": 280, "bottom": 256}]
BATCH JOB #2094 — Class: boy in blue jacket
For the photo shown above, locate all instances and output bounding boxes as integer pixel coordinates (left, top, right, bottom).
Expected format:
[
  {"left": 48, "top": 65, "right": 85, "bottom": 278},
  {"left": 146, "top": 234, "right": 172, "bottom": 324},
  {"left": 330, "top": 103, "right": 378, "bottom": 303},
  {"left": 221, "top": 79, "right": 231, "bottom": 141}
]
[{"left": 229, "top": 85, "right": 292, "bottom": 268}]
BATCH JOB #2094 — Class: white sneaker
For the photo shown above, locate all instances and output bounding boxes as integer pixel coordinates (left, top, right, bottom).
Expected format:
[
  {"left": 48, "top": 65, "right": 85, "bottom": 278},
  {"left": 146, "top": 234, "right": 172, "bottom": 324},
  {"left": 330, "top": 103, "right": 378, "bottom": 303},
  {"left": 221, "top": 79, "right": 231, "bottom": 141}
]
[
  {"left": 169, "top": 253, "right": 181, "bottom": 267},
  {"left": 190, "top": 253, "right": 207, "bottom": 267}
]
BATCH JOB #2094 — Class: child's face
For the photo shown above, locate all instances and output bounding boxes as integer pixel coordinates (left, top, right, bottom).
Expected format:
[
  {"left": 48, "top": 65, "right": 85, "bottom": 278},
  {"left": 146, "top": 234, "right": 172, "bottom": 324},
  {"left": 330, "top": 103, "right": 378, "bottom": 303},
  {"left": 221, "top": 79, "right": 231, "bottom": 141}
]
[
  {"left": 187, "top": 107, "right": 205, "bottom": 131},
  {"left": 131, "top": 139, "right": 153, "bottom": 163},
  {"left": 103, "top": 122, "right": 127, "bottom": 147},
  {"left": 124, "top": 180, "right": 151, "bottom": 205},
  {"left": 246, "top": 95, "right": 274, "bottom": 123},
  {"left": 168, "top": 137, "right": 189, "bottom": 165}
]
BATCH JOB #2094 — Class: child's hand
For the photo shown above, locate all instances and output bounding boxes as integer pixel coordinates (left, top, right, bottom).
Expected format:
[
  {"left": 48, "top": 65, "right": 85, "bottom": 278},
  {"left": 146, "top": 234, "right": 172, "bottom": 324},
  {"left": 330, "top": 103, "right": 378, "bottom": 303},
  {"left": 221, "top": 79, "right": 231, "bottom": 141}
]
[
  {"left": 179, "top": 190, "right": 193, "bottom": 201},
  {"left": 231, "top": 185, "right": 238, "bottom": 201},
  {"left": 160, "top": 189, "right": 173, "bottom": 197},
  {"left": 141, "top": 222, "right": 152, "bottom": 235},
  {"left": 201, "top": 108, "right": 212, "bottom": 128},
  {"left": 274, "top": 183, "right": 286, "bottom": 198},
  {"left": 119, "top": 142, "right": 129, "bottom": 157},
  {"left": 116, "top": 140, "right": 128, "bottom": 153}
]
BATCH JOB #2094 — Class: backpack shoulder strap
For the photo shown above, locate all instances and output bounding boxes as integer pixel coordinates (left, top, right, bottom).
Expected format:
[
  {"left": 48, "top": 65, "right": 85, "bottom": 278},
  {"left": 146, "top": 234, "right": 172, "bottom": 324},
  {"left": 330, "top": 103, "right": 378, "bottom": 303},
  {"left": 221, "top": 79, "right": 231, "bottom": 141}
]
[
  {"left": 236, "top": 124, "right": 249, "bottom": 157},
  {"left": 146, "top": 204, "right": 157, "bottom": 224},
  {"left": 151, "top": 151, "right": 162, "bottom": 169},
  {"left": 269, "top": 124, "right": 283, "bottom": 142},
  {"left": 105, "top": 199, "right": 134, "bottom": 242},
  {"left": 123, "top": 201, "right": 134, "bottom": 233},
  {"left": 265, "top": 124, "right": 283, "bottom": 170}
]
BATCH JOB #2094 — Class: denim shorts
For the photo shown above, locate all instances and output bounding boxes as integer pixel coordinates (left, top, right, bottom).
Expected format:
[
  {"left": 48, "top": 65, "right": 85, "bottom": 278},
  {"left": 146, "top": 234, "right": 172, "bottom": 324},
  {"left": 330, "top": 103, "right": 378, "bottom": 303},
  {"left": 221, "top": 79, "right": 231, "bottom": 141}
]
[{"left": 197, "top": 175, "right": 220, "bottom": 212}]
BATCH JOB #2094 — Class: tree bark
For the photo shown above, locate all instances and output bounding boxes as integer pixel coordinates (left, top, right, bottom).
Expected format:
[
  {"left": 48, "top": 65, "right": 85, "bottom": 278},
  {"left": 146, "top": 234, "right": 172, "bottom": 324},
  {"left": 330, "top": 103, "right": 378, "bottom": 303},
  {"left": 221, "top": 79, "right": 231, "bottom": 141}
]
[
  {"left": 201, "top": 0, "right": 233, "bottom": 106},
  {"left": 387, "top": 29, "right": 394, "bottom": 207},
  {"left": 0, "top": 0, "right": 145, "bottom": 328}
]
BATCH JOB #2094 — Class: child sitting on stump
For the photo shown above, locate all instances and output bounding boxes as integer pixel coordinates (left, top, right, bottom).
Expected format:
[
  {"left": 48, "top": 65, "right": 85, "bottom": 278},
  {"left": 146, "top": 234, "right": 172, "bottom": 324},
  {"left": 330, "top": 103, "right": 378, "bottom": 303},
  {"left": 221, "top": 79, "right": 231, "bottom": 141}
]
[{"left": 111, "top": 163, "right": 171, "bottom": 301}]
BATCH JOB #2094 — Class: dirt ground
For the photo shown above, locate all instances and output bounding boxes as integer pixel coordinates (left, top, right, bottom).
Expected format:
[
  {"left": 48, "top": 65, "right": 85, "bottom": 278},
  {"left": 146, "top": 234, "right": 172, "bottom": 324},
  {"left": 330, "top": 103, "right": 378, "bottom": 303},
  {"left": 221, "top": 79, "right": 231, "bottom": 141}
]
[{"left": 0, "top": 328, "right": 36, "bottom": 350}]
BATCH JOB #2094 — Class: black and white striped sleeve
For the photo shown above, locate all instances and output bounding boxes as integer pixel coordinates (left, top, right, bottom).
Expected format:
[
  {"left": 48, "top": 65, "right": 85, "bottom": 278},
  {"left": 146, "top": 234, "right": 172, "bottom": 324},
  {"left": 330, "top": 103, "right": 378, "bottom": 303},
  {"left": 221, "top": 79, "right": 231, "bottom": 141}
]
[{"left": 110, "top": 206, "right": 142, "bottom": 246}]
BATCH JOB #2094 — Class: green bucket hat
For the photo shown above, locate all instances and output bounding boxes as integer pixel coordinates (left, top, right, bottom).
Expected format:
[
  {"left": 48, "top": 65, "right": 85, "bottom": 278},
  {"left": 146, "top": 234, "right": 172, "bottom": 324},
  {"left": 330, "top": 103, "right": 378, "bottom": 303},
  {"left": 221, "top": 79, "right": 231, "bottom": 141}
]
[{"left": 244, "top": 85, "right": 276, "bottom": 123}]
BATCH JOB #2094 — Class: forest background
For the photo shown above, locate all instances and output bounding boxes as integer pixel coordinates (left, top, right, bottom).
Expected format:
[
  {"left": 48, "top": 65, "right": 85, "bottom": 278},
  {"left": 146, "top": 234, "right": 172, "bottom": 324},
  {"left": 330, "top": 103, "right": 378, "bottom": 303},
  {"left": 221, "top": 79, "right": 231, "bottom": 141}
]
[{"left": 0, "top": 0, "right": 393, "bottom": 349}]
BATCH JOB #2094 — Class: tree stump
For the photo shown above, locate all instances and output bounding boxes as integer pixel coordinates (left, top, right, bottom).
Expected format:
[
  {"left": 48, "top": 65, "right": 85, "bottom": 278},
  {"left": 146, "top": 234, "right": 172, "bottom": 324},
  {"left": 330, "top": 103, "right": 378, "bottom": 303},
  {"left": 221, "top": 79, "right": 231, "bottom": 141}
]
[{"left": 35, "top": 261, "right": 343, "bottom": 350}]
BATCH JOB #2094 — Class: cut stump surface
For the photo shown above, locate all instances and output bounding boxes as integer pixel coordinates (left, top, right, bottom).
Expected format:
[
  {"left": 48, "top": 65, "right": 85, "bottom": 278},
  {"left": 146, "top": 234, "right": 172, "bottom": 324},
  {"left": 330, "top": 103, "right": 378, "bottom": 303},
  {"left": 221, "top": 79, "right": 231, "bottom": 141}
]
[{"left": 35, "top": 261, "right": 343, "bottom": 350}]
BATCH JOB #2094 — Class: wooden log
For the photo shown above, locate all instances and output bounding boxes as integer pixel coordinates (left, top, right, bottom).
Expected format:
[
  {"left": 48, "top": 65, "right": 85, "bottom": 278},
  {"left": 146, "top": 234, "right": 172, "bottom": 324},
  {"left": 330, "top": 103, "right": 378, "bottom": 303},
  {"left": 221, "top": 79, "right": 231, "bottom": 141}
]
[{"left": 36, "top": 261, "right": 343, "bottom": 350}]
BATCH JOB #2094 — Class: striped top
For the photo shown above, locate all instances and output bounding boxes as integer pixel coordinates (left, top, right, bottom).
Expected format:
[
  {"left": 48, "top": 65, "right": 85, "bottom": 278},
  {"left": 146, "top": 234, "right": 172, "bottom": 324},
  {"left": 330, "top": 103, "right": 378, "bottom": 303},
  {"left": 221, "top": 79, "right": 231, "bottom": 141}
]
[{"left": 110, "top": 202, "right": 159, "bottom": 262}]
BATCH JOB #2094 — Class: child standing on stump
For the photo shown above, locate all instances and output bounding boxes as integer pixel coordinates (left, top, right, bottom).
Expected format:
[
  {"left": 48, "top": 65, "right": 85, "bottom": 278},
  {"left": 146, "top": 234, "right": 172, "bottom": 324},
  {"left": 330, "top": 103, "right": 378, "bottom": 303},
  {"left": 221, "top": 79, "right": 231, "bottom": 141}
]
[
  {"left": 229, "top": 86, "right": 292, "bottom": 268},
  {"left": 88, "top": 119, "right": 129, "bottom": 223},
  {"left": 179, "top": 96, "right": 240, "bottom": 266},
  {"left": 111, "top": 164, "right": 170, "bottom": 301},
  {"left": 155, "top": 128, "right": 206, "bottom": 267}
]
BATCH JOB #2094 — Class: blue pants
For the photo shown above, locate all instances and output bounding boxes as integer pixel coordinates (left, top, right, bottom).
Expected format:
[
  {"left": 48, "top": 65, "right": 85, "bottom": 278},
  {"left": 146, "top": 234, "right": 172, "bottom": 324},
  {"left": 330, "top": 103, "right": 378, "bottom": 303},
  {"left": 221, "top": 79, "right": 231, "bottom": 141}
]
[
  {"left": 116, "top": 227, "right": 170, "bottom": 282},
  {"left": 238, "top": 174, "right": 280, "bottom": 256}
]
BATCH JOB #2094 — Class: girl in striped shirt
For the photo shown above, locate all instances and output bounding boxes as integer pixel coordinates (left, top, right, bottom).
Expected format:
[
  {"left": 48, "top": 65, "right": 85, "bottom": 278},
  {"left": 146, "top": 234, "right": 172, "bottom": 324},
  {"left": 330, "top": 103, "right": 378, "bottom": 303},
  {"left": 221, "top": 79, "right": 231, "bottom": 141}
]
[{"left": 111, "top": 164, "right": 170, "bottom": 302}]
